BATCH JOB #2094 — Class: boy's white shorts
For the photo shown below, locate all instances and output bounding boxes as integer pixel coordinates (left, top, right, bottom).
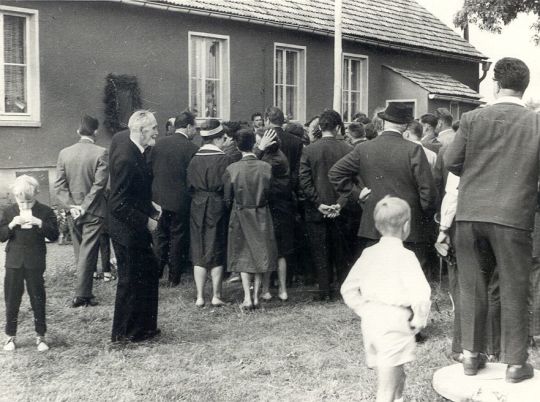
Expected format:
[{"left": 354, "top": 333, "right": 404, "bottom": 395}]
[{"left": 361, "top": 302, "right": 416, "bottom": 368}]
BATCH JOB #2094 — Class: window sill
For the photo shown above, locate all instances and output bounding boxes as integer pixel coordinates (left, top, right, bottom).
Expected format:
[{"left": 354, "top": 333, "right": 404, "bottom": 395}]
[{"left": 0, "top": 120, "right": 41, "bottom": 127}]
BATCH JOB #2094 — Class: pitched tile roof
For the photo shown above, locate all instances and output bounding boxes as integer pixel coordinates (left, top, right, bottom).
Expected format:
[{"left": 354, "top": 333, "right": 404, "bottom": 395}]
[
  {"left": 384, "top": 66, "right": 482, "bottom": 99},
  {"left": 130, "top": 0, "right": 485, "bottom": 60}
]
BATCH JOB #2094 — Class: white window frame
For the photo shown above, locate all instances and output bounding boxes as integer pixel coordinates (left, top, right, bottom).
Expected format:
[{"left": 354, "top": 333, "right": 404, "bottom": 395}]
[
  {"left": 188, "top": 31, "right": 230, "bottom": 121},
  {"left": 450, "top": 101, "right": 460, "bottom": 120},
  {"left": 385, "top": 99, "right": 418, "bottom": 119},
  {"left": 273, "top": 43, "right": 306, "bottom": 122},
  {"left": 342, "top": 53, "right": 368, "bottom": 122},
  {"left": 0, "top": 5, "right": 40, "bottom": 127}
]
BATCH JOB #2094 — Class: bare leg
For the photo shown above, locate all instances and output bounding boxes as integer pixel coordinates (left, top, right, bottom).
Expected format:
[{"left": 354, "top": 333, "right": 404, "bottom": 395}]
[
  {"left": 240, "top": 273, "right": 253, "bottom": 307},
  {"left": 277, "top": 257, "right": 288, "bottom": 300},
  {"left": 261, "top": 272, "right": 272, "bottom": 300},
  {"left": 253, "top": 273, "right": 262, "bottom": 306},
  {"left": 194, "top": 266, "right": 207, "bottom": 306},
  {"left": 376, "top": 365, "right": 404, "bottom": 402},
  {"left": 210, "top": 266, "right": 225, "bottom": 305}
]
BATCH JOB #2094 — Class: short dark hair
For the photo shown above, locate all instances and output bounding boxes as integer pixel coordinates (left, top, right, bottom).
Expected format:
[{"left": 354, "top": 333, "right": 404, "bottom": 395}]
[
  {"left": 174, "top": 110, "right": 196, "bottom": 129},
  {"left": 251, "top": 112, "right": 262, "bottom": 121},
  {"left": 352, "top": 112, "right": 368, "bottom": 122},
  {"left": 236, "top": 129, "right": 255, "bottom": 152},
  {"left": 165, "top": 119, "right": 174, "bottom": 131},
  {"left": 347, "top": 122, "right": 365, "bottom": 139},
  {"left": 319, "top": 109, "right": 343, "bottom": 132},
  {"left": 435, "top": 108, "right": 453, "bottom": 127},
  {"left": 284, "top": 122, "right": 305, "bottom": 138},
  {"left": 264, "top": 107, "right": 285, "bottom": 125},
  {"left": 364, "top": 123, "right": 377, "bottom": 140},
  {"left": 452, "top": 120, "right": 460, "bottom": 132},
  {"left": 494, "top": 57, "right": 530, "bottom": 93},
  {"left": 407, "top": 120, "right": 423, "bottom": 139},
  {"left": 420, "top": 113, "right": 438, "bottom": 129}
]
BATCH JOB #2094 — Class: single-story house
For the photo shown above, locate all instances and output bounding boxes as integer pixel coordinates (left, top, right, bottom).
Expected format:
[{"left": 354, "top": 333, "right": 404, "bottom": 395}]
[{"left": 0, "top": 0, "right": 486, "bottom": 205}]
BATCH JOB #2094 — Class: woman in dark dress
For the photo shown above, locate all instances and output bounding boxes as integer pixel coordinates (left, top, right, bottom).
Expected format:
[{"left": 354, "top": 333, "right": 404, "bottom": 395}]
[
  {"left": 258, "top": 137, "right": 294, "bottom": 301},
  {"left": 187, "top": 120, "right": 231, "bottom": 307}
]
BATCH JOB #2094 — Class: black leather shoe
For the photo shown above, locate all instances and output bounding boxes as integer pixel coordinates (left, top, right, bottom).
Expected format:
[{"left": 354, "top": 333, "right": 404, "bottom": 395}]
[
  {"left": 462, "top": 353, "right": 487, "bottom": 376},
  {"left": 415, "top": 332, "right": 428, "bottom": 343},
  {"left": 506, "top": 363, "right": 534, "bottom": 383},
  {"left": 85, "top": 298, "right": 99, "bottom": 307},
  {"left": 71, "top": 297, "right": 98, "bottom": 308}
]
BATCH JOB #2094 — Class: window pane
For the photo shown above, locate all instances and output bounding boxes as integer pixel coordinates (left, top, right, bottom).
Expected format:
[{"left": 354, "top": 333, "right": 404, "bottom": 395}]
[
  {"left": 275, "top": 84, "right": 283, "bottom": 111},
  {"left": 342, "top": 91, "right": 349, "bottom": 122},
  {"left": 285, "top": 85, "right": 297, "bottom": 120},
  {"left": 350, "top": 92, "right": 360, "bottom": 118},
  {"left": 285, "top": 51, "right": 297, "bottom": 86},
  {"left": 191, "top": 37, "right": 203, "bottom": 79},
  {"left": 206, "top": 40, "right": 220, "bottom": 79},
  {"left": 4, "top": 15, "right": 25, "bottom": 64},
  {"left": 350, "top": 59, "right": 361, "bottom": 91},
  {"left": 191, "top": 78, "right": 203, "bottom": 117},
  {"left": 205, "top": 80, "right": 219, "bottom": 117},
  {"left": 342, "top": 59, "right": 349, "bottom": 92},
  {"left": 275, "top": 49, "right": 283, "bottom": 84},
  {"left": 5, "top": 65, "right": 26, "bottom": 113}
]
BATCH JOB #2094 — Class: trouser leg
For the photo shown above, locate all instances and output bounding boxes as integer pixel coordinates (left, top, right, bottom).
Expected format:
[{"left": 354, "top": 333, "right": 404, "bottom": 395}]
[
  {"left": 486, "top": 270, "right": 501, "bottom": 356},
  {"left": 4, "top": 268, "right": 24, "bottom": 336},
  {"left": 68, "top": 215, "right": 82, "bottom": 264},
  {"left": 529, "top": 256, "right": 540, "bottom": 337},
  {"left": 447, "top": 261, "right": 462, "bottom": 354},
  {"left": 306, "top": 221, "right": 330, "bottom": 295},
  {"left": 99, "top": 231, "right": 111, "bottom": 273},
  {"left": 24, "top": 266, "right": 47, "bottom": 336},
  {"left": 154, "top": 211, "right": 171, "bottom": 277},
  {"left": 329, "top": 218, "right": 350, "bottom": 286},
  {"left": 75, "top": 215, "right": 103, "bottom": 299},
  {"left": 168, "top": 211, "right": 190, "bottom": 284}
]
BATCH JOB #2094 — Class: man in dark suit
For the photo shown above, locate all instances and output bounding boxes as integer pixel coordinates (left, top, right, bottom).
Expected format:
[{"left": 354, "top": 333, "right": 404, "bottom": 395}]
[
  {"left": 300, "top": 110, "right": 353, "bottom": 300},
  {"left": 151, "top": 111, "right": 199, "bottom": 286},
  {"left": 109, "top": 110, "right": 161, "bottom": 343},
  {"left": 329, "top": 103, "right": 437, "bottom": 270},
  {"left": 262, "top": 107, "right": 303, "bottom": 192},
  {"left": 54, "top": 115, "right": 108, "bottom": 307},
  {"left": 444, "top": 58, "right": 540, "bottom": 382}
]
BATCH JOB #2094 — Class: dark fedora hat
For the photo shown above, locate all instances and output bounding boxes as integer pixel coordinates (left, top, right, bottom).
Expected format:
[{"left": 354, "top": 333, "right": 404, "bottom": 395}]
[
  {"left": 377, "top": 103, "right": 413, "bottom": 124},
  {"left": 79, "top": 114, "right": 99, "bottom": 136}
]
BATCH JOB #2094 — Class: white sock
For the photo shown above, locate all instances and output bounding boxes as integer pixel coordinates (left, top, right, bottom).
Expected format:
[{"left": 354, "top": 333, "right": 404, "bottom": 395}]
[
  {"left": 463, "top": 349, "right": 478, "bottom": 358},
  {"left": 394, "top": 397, "right": 404, "bottom": 402}
]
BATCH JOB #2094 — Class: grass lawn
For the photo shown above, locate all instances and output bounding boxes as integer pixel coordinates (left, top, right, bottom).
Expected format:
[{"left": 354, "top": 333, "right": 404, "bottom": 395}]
[{"left": 1, "top": 243, "right": 539, "bottom": 402}]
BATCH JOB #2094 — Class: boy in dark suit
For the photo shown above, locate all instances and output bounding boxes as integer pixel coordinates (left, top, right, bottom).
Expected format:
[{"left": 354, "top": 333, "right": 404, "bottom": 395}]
[{"left": 0, "top": 175, "right": 59, "bottom": 351}]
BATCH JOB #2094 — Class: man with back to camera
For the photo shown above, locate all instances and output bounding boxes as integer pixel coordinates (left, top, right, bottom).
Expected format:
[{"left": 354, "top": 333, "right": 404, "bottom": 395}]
[
  {"left": 434, "top": 108, "right": 455, "bottom": 147},
  {"left": 445, "top": 57, "right": 540, "bottom": 382},
  {"left": 54, "top": 115, "right": 108, "bottom": 308}
]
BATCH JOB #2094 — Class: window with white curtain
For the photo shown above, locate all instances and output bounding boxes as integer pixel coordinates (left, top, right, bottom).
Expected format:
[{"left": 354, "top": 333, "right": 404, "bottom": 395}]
[
  {"left": 342, "top": 54, "right": 368, "bottom": 122},
  {"left": 274, "top": 44, "right": 306, "bottom": 122},
  {"left": 189, "top": 32, "right": 230, "bottom": 120},
  {"left": 0, "top": 6, "right": 40, "bottom": 126}
]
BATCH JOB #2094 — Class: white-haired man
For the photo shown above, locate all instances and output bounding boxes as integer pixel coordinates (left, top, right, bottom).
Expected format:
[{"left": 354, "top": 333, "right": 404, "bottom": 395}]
[{"left": 108, "top": 110, "right": 161, "bottom": 343}]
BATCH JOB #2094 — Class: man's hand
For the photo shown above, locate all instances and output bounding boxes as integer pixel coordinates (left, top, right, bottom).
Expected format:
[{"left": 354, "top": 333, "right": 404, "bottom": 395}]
[
  {"left": 325, "top": 204, "right": 341, "bottom": 219},
  {"left": 257, "top": 129, "right": 277, "bottom": 151},
  {"left": 70, "top": 206, "right": 82, "bottom": 220},
  {"left": 147, "top": 218, "right": 158, "bottom": 233},
  {"left": 29, "top": 216, "right": 43, "bottom": 228},
  {"left": 317, "top": 204, "right": 332, "bottom": 216},
  {"left": 436, "top": 230, "right": 450, "bottom": 245},
  {"left": 151, "top": 201, "right": 162, "bottom": 221},
  {"left": 359, "top": 187, "right": 372, "bottom": 202}
]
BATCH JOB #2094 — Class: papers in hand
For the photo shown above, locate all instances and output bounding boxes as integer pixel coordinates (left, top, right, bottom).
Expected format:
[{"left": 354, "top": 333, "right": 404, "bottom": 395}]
[{"left": 20, "top": 209, "right": 33, "bottom": 229}]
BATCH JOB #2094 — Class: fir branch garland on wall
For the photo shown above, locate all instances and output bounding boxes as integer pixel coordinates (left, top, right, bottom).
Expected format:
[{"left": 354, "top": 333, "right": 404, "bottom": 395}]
[{"left": 103, "top": 74, "right": 143, "bottom": 133}]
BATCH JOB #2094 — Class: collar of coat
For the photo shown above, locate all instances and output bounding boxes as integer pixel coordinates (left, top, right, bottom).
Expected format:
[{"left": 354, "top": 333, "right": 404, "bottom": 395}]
[
  {"left": 492, "top": 96, "right": 526, "bottom": 107},
  {"left": 195, "top": 144, "right": 225, "bottom": 156},
  {"left": 241, "top": 153, "right": 257, "bottom": 160}
]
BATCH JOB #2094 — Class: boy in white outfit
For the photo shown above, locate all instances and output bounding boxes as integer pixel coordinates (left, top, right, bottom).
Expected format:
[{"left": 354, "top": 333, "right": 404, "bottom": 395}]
[{"left": 341, "top": 196, "right": 431, "bottom": 402}]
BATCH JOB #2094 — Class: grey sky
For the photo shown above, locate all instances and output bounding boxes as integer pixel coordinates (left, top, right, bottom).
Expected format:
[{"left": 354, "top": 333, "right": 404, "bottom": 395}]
[{"left": 417, "top": 0, "right": 540, "bottom": 103}]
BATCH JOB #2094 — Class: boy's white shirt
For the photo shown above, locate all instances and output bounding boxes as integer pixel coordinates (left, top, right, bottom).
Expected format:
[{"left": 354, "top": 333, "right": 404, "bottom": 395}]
[{"left": 340, "top": 236, "right": 431, "bottom": 331}]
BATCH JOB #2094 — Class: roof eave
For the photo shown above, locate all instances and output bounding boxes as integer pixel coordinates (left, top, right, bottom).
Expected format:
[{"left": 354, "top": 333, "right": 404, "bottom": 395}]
[
  {"left": 116, "top": 0, "right": 487, "bottom": 62},
  {"left": 428, "top": 94, "right": 484, "bottom": 104}
]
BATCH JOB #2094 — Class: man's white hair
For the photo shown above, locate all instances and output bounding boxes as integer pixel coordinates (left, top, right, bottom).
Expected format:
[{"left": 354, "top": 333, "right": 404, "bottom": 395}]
[
  {"left": 11, "top": 175, "right": 40, "bottom": 198},
  {"left": 128, "top": 109, "right": 156, "bottom": 132}
]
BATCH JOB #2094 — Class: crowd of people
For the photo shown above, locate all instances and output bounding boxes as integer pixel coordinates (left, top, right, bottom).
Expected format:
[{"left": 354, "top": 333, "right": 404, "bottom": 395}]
[{"left": 1, "top": 56, "right": 539, "bottom": 400}]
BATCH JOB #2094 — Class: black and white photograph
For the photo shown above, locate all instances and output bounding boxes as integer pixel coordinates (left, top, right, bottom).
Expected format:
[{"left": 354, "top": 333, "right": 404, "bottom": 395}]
[{"left": 1, "top": 0, "right": 540, "bottom": 400}]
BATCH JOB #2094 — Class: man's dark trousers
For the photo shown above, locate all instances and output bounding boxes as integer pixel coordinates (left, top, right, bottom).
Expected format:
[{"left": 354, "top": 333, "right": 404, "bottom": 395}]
[
  {"left": 157, "top": 209, "right": 190, "bottom": 285},
  {"left": 111, "top": 240, "right": 159, "bottom": 342},
  {"left": 455, "top": 221, "right": 531, "bottom": 365}
]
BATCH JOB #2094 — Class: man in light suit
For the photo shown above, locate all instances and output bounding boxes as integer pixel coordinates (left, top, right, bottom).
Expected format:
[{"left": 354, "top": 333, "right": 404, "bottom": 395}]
[
  {"left": 329, "top": 103, "right": 437, "bottom": 271},
  {"left": 109, "top": 110, "right": 161, "bottom": 343},
  {"left": 445, "top": 58, "right": 540, "bottom": 382},
  {"left": 55, "top": 115, "right": 108, "bottom": 307}
]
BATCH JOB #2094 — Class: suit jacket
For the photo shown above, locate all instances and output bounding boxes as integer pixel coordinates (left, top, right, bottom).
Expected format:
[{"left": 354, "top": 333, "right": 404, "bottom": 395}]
[
  {"left": 272, "top": 127, "right": 303, "bottom": 191},
  {"left": 444, "top": 100, "right": 540, "bottom": 231},
  {"left": 421, "top": 134, "right": 442, "bottom": 154},
  {"left": 108, "top": 130, "right": 154, "bottom": 248},
  {"left": 151, "top": 132, "right": 198, "bottom": 213},
  {"left": 329, "top": 131, "right": 437, "bottom": 242},
  {"left": 299, "top": 137, "right": 353, "bottom": 222},
  {"left": 54, "top": 138, "right": 109, "bottom": 217},
  {"left": 0, "top": 202, "right": 59, "bottom": 270}
]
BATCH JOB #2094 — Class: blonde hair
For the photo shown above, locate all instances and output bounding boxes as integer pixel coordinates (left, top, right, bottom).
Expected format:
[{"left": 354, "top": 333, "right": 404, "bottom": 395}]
[
  {"left": 128, "top": 109, "right": 156, "bottom": 132},
  {"left": 11, "top": 175, "right": 40, "bottom": 199},
  {"left": 374, "top": 196, "right": 410, "bottom": 236}
]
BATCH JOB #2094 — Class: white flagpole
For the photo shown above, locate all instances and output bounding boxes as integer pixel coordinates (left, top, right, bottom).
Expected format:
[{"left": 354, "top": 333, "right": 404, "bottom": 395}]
[{"left": 333, "top": 0, "right": 343, "bottom": 112}]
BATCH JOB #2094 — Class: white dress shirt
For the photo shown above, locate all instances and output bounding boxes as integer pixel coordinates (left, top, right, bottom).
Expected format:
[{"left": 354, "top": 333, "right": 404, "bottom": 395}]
[
  {"left": 341, "top": 236, "right": 431, "bottom": 328},
  {"left": 439, "top": 173, "right": 460, "bottom": 230}
]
